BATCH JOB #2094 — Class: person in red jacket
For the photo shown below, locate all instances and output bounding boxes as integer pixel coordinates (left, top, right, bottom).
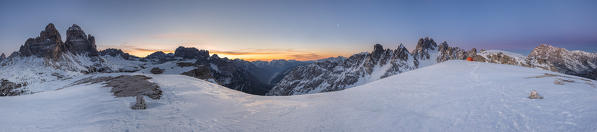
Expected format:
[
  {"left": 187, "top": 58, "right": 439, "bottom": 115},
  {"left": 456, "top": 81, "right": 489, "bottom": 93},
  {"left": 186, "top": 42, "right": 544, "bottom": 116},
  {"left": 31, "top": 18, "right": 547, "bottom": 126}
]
[{"left": 466, "top": 57, "right": 473, "bottom": 61}]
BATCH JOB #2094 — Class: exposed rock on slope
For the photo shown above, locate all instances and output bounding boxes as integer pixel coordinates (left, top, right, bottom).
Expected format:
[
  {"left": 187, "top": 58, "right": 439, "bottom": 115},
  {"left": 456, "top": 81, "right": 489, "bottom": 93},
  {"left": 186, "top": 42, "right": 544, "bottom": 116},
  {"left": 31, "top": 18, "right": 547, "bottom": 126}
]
[
  {"left": 0, "top": 79, "right": 26, "bottom": 96},
  {"left": 525, "top": 44, "right": 597, "bottom": 79}
]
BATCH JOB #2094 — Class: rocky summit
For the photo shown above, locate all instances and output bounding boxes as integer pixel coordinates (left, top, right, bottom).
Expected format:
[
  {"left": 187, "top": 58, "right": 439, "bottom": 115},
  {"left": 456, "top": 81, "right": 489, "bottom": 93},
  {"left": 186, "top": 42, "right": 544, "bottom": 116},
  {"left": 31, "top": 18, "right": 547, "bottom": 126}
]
[
  {"left": 18, "top": 23, "right": 64, "bottom": 59},
  {"left": 64, "top": 24, "right": 98, "bottom": 56},
  {"left": 98, "top": 48, "right": 137, "bottom": 60},
  {"left": 174, "top": 46, "right": 209, "bottom": 60},
  {"left": 17, "top": 23, "right": 99, "bottom": 59}
]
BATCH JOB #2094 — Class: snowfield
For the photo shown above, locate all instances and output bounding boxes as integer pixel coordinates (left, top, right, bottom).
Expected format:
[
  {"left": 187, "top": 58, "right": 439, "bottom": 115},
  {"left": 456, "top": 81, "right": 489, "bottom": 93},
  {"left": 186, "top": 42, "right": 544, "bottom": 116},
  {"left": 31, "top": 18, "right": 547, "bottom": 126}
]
[{"left": 1, "top": 60, "right": 596, "bottom": 131}]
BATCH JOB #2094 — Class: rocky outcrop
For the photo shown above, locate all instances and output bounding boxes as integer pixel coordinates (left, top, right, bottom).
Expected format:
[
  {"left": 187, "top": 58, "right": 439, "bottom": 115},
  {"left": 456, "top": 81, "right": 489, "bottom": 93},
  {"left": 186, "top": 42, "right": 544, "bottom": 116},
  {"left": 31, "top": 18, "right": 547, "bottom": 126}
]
[
  {"left": 18, "top": 23, "right": 65, "bottom": 59},
  {"left": 99, "top": 48, "right": 136, "bottom": 60},
  {"left": 150, "top": 67, "right": 164, "bottom": 74},
  {"left": 174, "top": 46, "right": 209, "bottom": 60},
  {"left": 146, "top": 51, "right": 167, "bottom": 59},
  {"left": 0, "top": 53, "right": 5, "bottom": 62},
  {"left": 64, "top": 24, "right": 98, "bottom": 56},
  {"left": 526, "top": 44, "right": 597, "bottom": 79},
  {"left": 17, "top": 23, "right": 100, "bottom": 59},
  {"left": 1, "top": 79, "right": 26, "bottom": 96},
  {"left": 412, "top": 37, "right": 438, "bottom": 60},
  {"left": 437, "top": 41, "right": 478, "bottom": 62}
]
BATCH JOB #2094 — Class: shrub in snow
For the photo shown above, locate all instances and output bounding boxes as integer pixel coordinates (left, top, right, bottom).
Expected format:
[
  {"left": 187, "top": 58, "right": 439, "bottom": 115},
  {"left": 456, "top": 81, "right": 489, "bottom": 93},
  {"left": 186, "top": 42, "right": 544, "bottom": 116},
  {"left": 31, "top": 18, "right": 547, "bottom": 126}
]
[
  {"left": 528, "top": 90, "right": 543, "bottom": 99},
  {"left": 150, "top": 67, "right": 164, "bottom": 74}
]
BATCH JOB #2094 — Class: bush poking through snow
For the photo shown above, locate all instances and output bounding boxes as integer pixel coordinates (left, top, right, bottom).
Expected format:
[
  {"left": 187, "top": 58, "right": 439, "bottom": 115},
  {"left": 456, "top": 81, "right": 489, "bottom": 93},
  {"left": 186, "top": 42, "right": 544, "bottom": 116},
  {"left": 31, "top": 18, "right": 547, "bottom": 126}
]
[
  {"left": 528, "top": 90, "right": 543, "bottom": 99},
  {"left": 150, "top": 67, "right": 164, "bottom": 74},
  {"left": 131, "top": 95, "right": 147, "bottom": 110}
]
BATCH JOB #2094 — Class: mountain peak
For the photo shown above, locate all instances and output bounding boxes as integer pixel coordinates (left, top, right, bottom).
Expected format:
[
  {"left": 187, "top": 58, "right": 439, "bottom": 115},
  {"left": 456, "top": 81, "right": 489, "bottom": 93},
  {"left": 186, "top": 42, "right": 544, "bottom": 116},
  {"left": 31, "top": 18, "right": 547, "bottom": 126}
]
[
  {"left": 40, "top": 23, "right": 62, "bottom": 42},
  {"left": 174, "top": 46, "right": 209, "bottom": 60},
  {"left": 67, "top": 24, "right": 82, "bottom": 31},
  {"left": 65, "top": 24, "right": 98, "bottom": 56},
  {"left": 412, "top": 37, "right": 438, "bottom": 60}
]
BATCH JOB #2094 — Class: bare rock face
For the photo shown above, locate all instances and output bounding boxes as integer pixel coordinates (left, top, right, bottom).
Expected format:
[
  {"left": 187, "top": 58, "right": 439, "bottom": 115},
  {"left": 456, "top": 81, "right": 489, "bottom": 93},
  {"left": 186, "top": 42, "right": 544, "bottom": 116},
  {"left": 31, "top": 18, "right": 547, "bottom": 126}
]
[
  {"left": 98, "top": 48, "right": 136, "bottom": 60},
  {"left": 18, "top": 23, "right": 66, "bottom": 59},
  {"left": 0, "top": 53, "right": 5, "bottom": 62},
  {"left": 64, "top": 24, "right": 98, "bottom": 56},
  {"left": 174, "top": 46, "right": 209, "bottom": 60},
  {"left": 527, "top": 44, "right": 597, "bottom": 80},
  {"left": 528, "top": 90, "right": 543, "bottom": 99},
  {"left": 17, "top": 23, "right": 101, "bottom": 59},
  {"left": 412, "top": 37, "right": 438, "bottom": 60},
  {"left": 150, "top": 67, "right": 164, "bottom": 74},
  {"left": 131, "top": 95, "right": 147, "bottom": 110}
]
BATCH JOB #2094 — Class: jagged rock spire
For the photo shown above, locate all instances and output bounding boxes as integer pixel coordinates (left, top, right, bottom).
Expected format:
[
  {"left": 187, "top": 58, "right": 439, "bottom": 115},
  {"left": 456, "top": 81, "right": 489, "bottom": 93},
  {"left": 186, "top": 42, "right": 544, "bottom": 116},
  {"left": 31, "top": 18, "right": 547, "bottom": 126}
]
[
  {"left": 412, "top": 37, "right": 438, "bottom": 60},
  {"left": 65, "top": 24, "right": 98, "bottom": 56},
  {"left": 372, "top": 44, "right": 384, "bottom": 59},
  {"left": 18, "top": 23, "right": 65, "bottom": 59},
  {"left": 17, "top": 23, "right": 100, "bottom": 59}
]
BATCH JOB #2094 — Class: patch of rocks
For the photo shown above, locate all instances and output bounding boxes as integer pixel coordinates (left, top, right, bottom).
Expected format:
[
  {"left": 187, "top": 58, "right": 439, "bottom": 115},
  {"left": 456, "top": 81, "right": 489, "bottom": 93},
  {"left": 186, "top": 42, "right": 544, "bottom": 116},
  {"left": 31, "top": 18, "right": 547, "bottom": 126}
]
[
  {"left": 74, "top": 75, "right": 162, "bottom": 99},
  {"left": 1, "top": 79, "right": 26, "bottom": 96},
  {"left": 150, "top": 67, "right": 164, "bottom": 74}
]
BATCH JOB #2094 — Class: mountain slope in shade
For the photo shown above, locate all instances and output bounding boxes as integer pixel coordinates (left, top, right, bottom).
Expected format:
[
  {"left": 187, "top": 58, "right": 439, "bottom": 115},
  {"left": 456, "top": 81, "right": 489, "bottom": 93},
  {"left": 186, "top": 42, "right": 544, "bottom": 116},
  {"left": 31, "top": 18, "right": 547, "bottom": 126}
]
[
  {"left": 0, "top": 61, "right": 595, "bottom": 131},
  {"left": 267, "top": 43, "right": 415, "bottom": 95}
]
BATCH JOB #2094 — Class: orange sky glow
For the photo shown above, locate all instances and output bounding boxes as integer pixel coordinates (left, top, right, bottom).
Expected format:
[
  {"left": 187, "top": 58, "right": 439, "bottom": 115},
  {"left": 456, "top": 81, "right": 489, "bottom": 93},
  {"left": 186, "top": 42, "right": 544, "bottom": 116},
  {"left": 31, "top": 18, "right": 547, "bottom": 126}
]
[{"left": 114, "top": 48, "right": 341, "bottom": 61}]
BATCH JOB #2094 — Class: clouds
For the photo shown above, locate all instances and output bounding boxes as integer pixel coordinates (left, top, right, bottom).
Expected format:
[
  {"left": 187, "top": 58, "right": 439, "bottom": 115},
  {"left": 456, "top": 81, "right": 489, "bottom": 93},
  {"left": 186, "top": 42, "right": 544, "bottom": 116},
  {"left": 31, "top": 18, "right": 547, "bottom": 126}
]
[{"left": 103, "top": 45, "right": 328, "bottom": 61}]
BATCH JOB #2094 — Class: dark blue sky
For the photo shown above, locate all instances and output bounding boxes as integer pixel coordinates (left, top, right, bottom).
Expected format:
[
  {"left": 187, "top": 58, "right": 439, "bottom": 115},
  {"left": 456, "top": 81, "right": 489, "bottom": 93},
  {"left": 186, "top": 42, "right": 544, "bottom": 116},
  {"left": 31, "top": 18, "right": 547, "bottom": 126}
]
[{"left": 1, "top": 0, "right": 596, "bottom": 60}]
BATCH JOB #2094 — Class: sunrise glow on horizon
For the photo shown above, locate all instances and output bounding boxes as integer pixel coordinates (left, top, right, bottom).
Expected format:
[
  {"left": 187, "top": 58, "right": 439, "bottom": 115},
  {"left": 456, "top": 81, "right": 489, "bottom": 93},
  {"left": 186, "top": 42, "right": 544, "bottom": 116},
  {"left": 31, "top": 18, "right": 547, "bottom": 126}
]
[{"left": 2, "top": 0, "right": 597, "bottom": 61}]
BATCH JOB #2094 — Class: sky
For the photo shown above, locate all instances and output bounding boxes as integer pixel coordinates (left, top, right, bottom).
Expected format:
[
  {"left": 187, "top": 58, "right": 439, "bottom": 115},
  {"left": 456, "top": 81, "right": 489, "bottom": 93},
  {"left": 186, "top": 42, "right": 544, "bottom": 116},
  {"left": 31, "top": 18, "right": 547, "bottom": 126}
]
[{"left": 1, "top": 0, "right": 596, "bottom": 61}]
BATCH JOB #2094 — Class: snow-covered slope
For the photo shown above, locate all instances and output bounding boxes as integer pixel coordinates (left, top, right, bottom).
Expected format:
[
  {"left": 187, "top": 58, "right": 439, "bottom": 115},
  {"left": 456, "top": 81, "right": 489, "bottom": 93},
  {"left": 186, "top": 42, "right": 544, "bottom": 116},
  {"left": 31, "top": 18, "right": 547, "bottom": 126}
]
[{"left": 1, "top": 60, "right": 595, "bottom": 131}]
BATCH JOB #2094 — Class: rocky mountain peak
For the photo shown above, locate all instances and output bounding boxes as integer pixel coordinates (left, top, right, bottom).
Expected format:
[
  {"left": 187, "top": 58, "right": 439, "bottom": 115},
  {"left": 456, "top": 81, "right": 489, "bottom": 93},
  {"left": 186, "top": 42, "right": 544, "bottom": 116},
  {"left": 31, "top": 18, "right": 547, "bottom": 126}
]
[
  {"left": 0, "top": 53, "right": 5, "bottom": 59},
  {"left": 99, "top": 48, "right": 135, "bottom": 60},
  {"left": 174, "top": 46, "right": 209, "bottom": 60},
  {"left": 412, "top": 37, "right": 438, "bottom": 60},
  {"left": 146, "top": 51, "right": 167, "bottom": 59},
  {"left": 18, "top": 23, "right": 65, "bottom": 58},
  {"left": 65, "top": 24, "right": 98, "bottom": 56},
  {"left": 40, "top": 23, "right": 62, "bottom": 42},
  {"left": 372, "top": 44, "right": 385, "bottom": 59}
]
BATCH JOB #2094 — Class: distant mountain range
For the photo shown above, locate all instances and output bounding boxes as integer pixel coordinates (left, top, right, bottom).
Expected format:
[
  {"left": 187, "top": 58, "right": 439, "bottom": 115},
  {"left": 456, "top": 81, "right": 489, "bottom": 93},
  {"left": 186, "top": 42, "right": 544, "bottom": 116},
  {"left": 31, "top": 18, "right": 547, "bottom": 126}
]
[
  {"left": 1, "top": 23, "right": 595, "bottom": 96},
  {"left": 268, "top": 38, "right": 597, "bottom": 95}
]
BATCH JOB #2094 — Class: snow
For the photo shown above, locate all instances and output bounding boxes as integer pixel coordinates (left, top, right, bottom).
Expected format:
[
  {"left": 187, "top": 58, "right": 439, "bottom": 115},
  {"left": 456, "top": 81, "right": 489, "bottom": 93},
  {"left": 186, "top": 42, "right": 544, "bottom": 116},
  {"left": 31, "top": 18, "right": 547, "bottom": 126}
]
[{"left": 1, "top": 60, "right": 596, "bottom": 131}]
